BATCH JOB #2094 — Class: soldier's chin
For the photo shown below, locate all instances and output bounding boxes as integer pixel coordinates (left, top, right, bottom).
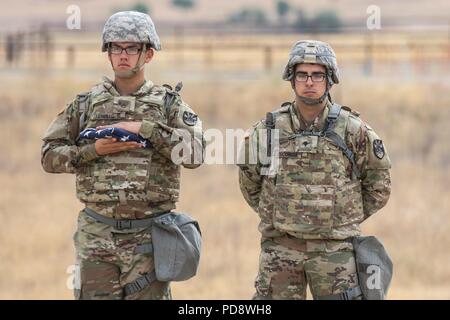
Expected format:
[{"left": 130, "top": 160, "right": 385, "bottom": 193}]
[{"left": 114, "top": 70, "right": 135, "bottom": 79}]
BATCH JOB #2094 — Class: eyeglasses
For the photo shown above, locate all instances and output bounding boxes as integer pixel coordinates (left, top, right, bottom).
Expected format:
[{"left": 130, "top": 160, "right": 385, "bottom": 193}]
[
  {"left": 109, "top": 45, "right": 142, "bottom": 55},
  {"left": 295, "top": 72, "right": 326, "bottom": 83}
]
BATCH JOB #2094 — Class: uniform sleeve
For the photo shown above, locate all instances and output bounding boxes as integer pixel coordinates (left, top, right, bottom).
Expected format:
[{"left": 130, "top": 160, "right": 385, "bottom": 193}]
[
  {"left": 237, "top": 121, "right": 264, "bottom": 212},
  {"left": 353, "top": 121, "right": 392, "bottom": 220},
  {"left": 41, "top": 99, "right": 99, "bottom": 174},
  {"left": 139, "top": 97, "right": 204, "bottom": 169}
]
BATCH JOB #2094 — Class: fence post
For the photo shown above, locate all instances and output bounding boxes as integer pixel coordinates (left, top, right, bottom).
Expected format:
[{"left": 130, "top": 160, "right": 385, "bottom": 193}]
[
  {"left": 363, "top": 32, "right": 373, "bottom": 76},
  {"left": 174, "top": 25, "right": 184, "bottom": 67},
  {"left": 67, "top": 45, "right": 75, "bottom": 68}
]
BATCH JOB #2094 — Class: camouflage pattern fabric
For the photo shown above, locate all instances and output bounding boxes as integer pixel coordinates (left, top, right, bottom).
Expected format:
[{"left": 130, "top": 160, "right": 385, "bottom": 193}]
[
  {"left": 253, "top": 236, "right": 360, "bottom": 299},
  {"left": 102, "top": 11, "right": 161, "bottom": 51},
  {"left": 73, "top": 210, "right": 171, "bottom": 300},
  {"left": 41, "top": 77, "right": 204, "bottom": 299},
  {"left": 238, "top": 99, "right": 391, "bottom": 299},
  {"left": 42, "top": 76, "right": 204, "bottom": 218},
  {"left": 238, "top": 100, "right": 391, "bottom": 240}
]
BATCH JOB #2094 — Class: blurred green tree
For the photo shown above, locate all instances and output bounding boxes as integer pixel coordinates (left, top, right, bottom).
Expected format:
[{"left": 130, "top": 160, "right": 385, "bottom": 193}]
[
  {"left": 276, "top": 0, "right": 290, "bottom": 20},
  {"left": 293, "top": 9, "right": 310, "bottom": 31},
  {"left": 111, "top": 2, "right": 151, "bottom": 15},
  {"left": 228, "top": 8, "right": 268, "bottom": 26},
  {"left": 172, "top": 0, "right": 195, "bottom": 9},
  {"left": 131, "top": 2, "right": 150, "bottom": 14},
  {"left": 294, "top": 9, "right": 342, "bottom": 33},
  {"left": 310, "top": 10, "right": 342, "bottom": 32}
]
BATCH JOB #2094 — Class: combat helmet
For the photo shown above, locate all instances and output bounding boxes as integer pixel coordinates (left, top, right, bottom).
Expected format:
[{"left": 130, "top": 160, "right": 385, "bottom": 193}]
[
  {"left": 283, "top": 40, "right": 339, "bottom": 104},
  {"left": 102, "top": 11, "right": 161, "bottom": 78}
]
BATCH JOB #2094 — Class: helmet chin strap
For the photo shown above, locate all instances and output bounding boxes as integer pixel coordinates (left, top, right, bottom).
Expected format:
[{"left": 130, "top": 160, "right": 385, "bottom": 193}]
[
  {"left": 110, "top": 45, "right": 147, "bottom": 79},
  {"left": 298, "top": 90, "right": 329, "bottom": 105}
]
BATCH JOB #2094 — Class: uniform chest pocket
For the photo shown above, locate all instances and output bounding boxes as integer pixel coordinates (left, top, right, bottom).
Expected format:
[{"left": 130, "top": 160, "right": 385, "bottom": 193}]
[
  {"left": 87, "top": 99, "right": 164, "bottom": 127},
  {"left": 86, "top": 98, "right": 128, "bottom": 127},
  {"left": 274, "top": 135, "right": 335, "bottom": 234},
  {"left": 93, "top": 97, "right": 135, "bottom": 114},
  {"left": 277, "top": 135, "right": 327, "bottom": 185},
  {"left": 279, "top": 135, "right": 319, "bottom": 153},
  {"left": 319, "top": 138, "right": 352, "bottom": 176},
  {"left": 90, "top": 155, "right": 152, "bottom": 192},
  {"left": 133, "top": 103, "right": 165, "bottom": 122},
  {"left": 273, "top": 183, "right": 335, "bottom": 234},
  {"left": 87, "top": 111, "right": 126, "bottom": 128}
]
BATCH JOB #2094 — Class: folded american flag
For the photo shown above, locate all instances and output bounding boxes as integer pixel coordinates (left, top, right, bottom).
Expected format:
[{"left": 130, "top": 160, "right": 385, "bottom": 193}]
[{"left": 78, "top": 127, "right": 152, "bottom": 148}]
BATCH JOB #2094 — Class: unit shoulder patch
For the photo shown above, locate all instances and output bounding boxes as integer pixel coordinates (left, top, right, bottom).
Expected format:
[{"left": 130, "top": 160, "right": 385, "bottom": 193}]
[
  {"left": 182, "top": 111, "right": 198, "bottom": 126},
  {"left": 373, "top": 139, "right": 385, "bottom": 159}
]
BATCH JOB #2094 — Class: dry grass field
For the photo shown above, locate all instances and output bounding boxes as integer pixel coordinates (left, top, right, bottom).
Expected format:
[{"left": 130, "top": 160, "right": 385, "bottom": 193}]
[{"left": 0, "top": 31, "right": 449, "bottom": 299}]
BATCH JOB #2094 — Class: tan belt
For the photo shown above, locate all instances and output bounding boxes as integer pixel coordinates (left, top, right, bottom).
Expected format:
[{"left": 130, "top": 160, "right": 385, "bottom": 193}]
[
  {"left": 83, "top": 207, "right": 169, "bottom": 230},
  {"left": 85, "top": 201, "right": 171, "bottom": 219},
  {"left": 272, "top": 234, "right": 353, "bottom": 252},
  {"left": 272, "top": 234, "right": 308, "bottom": 251}
]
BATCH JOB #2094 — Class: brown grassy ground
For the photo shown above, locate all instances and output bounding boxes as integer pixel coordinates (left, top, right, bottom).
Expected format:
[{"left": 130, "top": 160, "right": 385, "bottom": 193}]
[{"left": 0, "top": 50, "right": 449, "bottom": 299}]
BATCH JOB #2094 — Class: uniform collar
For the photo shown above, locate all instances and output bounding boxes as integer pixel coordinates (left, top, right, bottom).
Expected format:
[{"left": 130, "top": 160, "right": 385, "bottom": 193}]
[
  {"left": 131, "top": 79, "right": 154, "bottom": 97},
  {"left": 101, "top": 76, "right": 154, "bottom": 97},
  {"left": 289, "top": 100, "right": 332, "bottom": 132}
]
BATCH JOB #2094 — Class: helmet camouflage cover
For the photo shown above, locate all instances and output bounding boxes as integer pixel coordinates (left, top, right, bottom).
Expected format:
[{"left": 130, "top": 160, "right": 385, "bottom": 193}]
[
  {"left": 102, "top": 11, "right": 161, "bottom": 52},
  {"left": 282, "top": 40, "right": 340, "bottom": 85}
]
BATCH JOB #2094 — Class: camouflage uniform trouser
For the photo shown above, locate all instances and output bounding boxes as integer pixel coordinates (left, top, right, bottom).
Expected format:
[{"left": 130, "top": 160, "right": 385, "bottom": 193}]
[
  {"left": 73, "top": 209, "right": 171, "bottom": 300},
  {"left": 253, "top": 235, "right": 360, "bottom": 300}
]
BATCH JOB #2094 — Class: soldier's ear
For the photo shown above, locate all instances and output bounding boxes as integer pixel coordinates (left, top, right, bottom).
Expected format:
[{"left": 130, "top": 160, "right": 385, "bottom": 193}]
[
  {"left": 145, "top": 48, "right": 154, "bottom": 63},
  {"left": 291, "top": 78, "right": 299, "bottom": 95},
  {"left": 107, "top": 51, "right": 112, "bottom": 64}
]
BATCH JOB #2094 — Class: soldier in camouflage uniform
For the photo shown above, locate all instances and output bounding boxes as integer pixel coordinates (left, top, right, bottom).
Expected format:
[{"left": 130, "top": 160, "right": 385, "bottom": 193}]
[
  {"left": 238, "top": 40, "right": 391, "bottom": 300},
  {"left": 41, "top": 11, "right": 204, "bottom": 300}
]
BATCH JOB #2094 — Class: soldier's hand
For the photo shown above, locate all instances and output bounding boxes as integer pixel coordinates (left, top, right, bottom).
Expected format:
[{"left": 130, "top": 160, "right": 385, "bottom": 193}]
[
  {"left": 97, "top": 122, "right": 142, "bottom": 135},
  {"left": 95, "top": 138, "right": 142, "bottom": 156}
]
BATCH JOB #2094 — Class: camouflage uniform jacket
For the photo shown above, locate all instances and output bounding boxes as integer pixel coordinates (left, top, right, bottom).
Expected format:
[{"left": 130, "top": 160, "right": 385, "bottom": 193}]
[
  {"left": 41, "top": 77, "right": 204, "bottom": 217},
  {"left": 238, "top": 100, "right": 391, "bottom": 240}
]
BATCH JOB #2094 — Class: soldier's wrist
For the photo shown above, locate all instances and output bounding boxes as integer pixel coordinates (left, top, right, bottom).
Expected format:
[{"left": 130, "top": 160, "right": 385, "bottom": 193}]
[
  {"left": 139, "top": 119, "right": 166, "bottom": 148},
  {"left": 79, "top": 143, "right": 100, "bottom": 163}
]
